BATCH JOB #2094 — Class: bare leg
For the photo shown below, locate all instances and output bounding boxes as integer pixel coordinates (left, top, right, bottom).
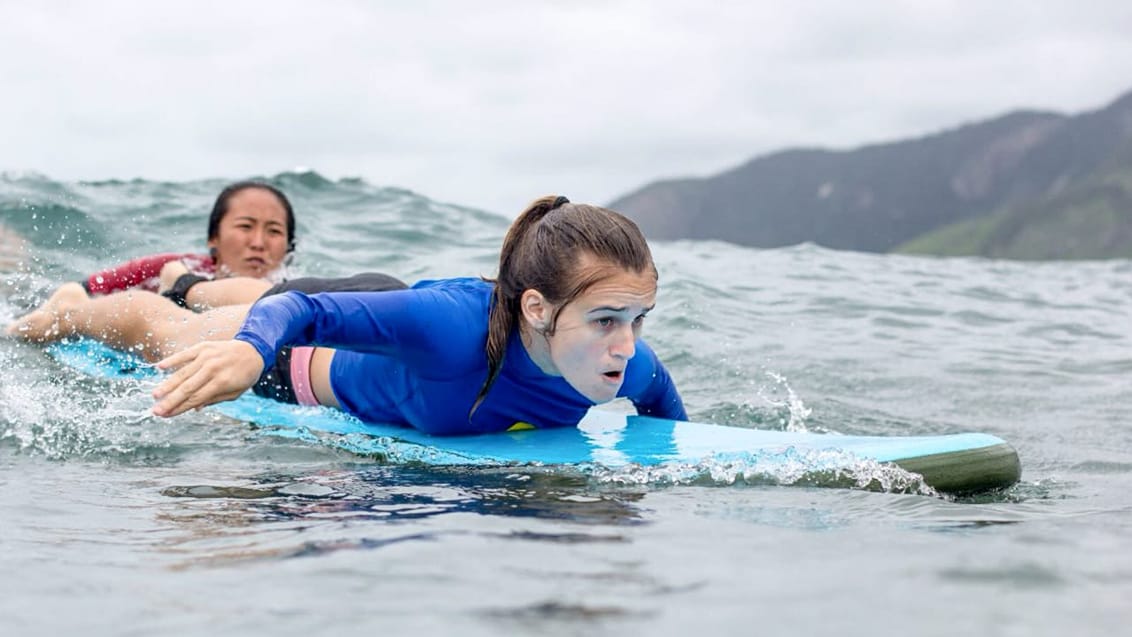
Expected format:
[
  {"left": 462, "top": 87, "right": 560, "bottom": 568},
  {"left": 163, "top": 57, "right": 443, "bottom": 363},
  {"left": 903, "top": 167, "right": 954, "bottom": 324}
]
[
  {"left": 5, "top": 283, "right": 89, "bottom": 342},
  {"left": 6, "top": 283, "right": 251, "bottom": 362}
]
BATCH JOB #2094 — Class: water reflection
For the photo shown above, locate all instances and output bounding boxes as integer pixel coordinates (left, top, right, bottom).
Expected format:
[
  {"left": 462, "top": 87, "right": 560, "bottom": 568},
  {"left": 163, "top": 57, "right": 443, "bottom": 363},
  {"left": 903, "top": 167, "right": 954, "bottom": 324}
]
[{"left": 156, "top": 465, "right": 646, "bottom": 567}]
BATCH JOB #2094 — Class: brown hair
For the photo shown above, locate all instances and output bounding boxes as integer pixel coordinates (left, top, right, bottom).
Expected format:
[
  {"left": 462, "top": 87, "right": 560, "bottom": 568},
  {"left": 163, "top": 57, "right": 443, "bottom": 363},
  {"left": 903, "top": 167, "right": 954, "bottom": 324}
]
[{"left": 470, "top": 195, "right": 657, "bottom": 417}]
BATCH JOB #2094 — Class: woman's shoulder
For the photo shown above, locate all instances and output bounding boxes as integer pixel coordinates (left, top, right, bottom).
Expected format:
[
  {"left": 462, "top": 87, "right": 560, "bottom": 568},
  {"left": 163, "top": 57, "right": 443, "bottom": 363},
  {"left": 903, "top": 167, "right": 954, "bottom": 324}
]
[
  {"left": 377, "top": 278, "right": 493, "bottom": 373},
  {"left": 410, "top": 277, "right": 492, "bottom": 293},
  {"left": 409, "top": 277, "right": 493, "bottom": 310}
]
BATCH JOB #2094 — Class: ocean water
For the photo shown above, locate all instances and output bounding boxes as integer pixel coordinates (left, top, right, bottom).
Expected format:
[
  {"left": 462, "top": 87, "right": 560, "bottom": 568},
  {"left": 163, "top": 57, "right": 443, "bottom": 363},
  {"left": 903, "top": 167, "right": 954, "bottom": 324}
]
[{"left": 0, "top": 171, "right": 1129, "bottom": 636}]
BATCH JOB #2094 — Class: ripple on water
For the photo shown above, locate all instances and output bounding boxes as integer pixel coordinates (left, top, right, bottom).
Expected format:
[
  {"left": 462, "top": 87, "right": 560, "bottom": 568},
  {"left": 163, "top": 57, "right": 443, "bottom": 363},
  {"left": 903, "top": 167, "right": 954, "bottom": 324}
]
[{"left": 937, "top": 561, "right": 1067, "bottom": 590}]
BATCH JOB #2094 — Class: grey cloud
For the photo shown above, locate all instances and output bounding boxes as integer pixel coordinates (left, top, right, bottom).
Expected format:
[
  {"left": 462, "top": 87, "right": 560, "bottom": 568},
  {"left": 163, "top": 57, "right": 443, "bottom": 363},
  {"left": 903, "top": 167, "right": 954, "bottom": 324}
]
[{"left": 1, "top": 1, "right": 1130, "bottom": 214}]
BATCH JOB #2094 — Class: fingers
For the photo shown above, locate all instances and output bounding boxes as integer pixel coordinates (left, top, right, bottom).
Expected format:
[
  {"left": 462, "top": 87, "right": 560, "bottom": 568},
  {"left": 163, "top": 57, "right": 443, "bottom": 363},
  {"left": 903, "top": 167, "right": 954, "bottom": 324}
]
[
  {"left": 152, "top": 355, "right": 211, "bottom": 417},
  {"left": 155, "top": 344, "right": 200, "bottom": 374},
  {"left": 154, "top": 381, "right": 244, "bottom": 418},
  {"left": 151, "top": 340, "right": 265, "bottom": 418},
  {"left": 153, "top": 344, "right": 207, "bottom": 400}
]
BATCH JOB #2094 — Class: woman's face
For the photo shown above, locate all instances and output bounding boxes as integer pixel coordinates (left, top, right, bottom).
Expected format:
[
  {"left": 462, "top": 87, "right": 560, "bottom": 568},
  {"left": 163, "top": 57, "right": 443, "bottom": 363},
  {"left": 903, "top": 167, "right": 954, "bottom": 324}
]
[
  {"left": 521, "top": 265, "right": 657, "bottom": 404},
  {"left": 208, "top": 188, "right": 290, "bottom": 278}
]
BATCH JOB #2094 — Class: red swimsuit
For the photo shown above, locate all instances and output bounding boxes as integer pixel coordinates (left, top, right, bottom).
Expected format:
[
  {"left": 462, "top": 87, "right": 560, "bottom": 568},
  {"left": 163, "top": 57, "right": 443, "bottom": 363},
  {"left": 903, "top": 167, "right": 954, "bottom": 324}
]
[{"left": 82, "top": 253, "right": 215, "bottom": 295}]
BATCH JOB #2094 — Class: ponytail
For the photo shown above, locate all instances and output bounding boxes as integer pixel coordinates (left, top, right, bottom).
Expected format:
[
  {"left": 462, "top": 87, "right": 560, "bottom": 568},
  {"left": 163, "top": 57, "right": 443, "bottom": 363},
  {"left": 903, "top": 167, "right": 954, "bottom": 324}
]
[{"left": 470, "top": 195, "right": 570, "bottom": 418}]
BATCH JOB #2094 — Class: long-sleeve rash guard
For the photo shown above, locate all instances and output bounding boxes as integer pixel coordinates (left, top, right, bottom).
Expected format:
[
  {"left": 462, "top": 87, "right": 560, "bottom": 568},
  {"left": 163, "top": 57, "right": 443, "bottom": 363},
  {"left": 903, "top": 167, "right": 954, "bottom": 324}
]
[
  {"left": 83, "top": 252, "right": 214, "bottom": 295},
  {"left": 235, "top": 277, "right": 687, "bottom": 435}
]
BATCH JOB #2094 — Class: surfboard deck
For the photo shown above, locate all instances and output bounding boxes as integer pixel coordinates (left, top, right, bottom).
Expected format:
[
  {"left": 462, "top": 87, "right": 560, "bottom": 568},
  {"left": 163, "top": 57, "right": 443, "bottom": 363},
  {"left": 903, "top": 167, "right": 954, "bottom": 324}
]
[{"left": 46, "top": 339, "right": 1021, "bottom": 494}]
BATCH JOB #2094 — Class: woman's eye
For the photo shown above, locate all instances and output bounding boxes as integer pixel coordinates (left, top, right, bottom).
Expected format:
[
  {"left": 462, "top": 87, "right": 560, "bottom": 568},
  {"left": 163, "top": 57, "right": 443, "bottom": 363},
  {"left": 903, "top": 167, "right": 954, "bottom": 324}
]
[{"left": 595, "top": 317, "right": 615, "bottom": 328}]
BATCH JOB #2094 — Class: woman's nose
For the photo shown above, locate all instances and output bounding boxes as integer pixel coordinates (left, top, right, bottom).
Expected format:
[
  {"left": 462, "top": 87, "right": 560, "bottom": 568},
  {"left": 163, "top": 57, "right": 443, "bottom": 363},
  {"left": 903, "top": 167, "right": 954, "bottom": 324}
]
[{"left": 609, "top": 324, "right": 636, "bottom": 360}]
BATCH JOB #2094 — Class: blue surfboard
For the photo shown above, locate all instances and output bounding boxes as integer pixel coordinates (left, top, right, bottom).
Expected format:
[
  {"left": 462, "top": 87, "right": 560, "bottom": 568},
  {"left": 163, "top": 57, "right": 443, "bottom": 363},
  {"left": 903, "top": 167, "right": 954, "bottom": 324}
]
[{"left": 46, "top": 339, "right": 1021, "bottom": 494}]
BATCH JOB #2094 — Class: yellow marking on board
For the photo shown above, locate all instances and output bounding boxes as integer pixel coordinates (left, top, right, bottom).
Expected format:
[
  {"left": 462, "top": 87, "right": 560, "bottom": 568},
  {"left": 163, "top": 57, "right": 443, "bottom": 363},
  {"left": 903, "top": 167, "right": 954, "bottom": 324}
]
[{"left": 507, "top": 421, "right": 537, "bottom": 431}]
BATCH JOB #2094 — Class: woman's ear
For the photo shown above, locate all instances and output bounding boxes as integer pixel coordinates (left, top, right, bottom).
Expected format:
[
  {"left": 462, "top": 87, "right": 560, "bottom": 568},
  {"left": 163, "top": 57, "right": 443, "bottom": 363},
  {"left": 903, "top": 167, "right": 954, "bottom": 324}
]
[{"left": 520, "top": 289, "right": 550, "bottom": 331}]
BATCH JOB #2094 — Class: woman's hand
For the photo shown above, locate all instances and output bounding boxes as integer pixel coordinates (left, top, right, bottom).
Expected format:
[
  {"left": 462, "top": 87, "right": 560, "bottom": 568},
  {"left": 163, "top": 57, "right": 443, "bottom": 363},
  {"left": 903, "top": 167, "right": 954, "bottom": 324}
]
[{"left": 152, "top": 339, "right": 265, "bottom": 417}]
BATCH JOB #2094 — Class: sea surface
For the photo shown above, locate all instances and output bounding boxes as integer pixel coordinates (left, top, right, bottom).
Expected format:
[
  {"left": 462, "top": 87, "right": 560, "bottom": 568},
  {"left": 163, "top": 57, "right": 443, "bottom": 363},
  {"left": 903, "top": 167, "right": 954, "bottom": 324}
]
[{"left": 0, "top": 172, "right": 1129, "bottom": 636}]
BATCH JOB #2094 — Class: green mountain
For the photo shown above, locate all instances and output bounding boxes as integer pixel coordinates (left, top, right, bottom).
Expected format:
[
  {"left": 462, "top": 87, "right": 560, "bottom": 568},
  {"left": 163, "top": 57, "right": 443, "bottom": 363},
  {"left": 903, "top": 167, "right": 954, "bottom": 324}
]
[{"left": 609, "top": 89, "right": 1132, "bottom": 259}]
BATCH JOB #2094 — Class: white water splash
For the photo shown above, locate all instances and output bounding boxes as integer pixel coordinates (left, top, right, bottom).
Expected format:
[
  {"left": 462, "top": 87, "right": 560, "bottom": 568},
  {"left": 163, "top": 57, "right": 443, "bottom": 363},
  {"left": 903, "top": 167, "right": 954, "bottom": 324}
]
[
  {"left": 584, "top": 448, "right": 936, "bottom": 496},
  {"left": 0, "top": 342, "right": 170, "bottom": 459},
  {"left": 758, "top": 370, "right": 814, "bottom": 432}
]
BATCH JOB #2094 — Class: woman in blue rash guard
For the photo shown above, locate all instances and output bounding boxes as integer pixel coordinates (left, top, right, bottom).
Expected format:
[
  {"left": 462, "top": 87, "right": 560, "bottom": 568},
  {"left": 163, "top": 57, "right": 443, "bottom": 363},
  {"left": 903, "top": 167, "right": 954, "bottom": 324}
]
[{"left": 150, "top": 195, "right": 687, "bottom": 435}]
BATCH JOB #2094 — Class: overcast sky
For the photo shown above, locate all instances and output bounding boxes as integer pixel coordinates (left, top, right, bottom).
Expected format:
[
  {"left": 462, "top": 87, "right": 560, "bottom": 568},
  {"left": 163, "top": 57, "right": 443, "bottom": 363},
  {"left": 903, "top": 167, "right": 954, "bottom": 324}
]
[{"left": 2, "top": 1, "right": 1131, "bottom": 215}]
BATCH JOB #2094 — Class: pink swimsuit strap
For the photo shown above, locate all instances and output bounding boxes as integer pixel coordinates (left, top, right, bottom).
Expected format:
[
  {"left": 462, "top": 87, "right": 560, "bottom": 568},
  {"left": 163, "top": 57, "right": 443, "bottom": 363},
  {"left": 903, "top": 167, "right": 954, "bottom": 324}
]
[{"left": 288, "top": 346, "right": 320, "bottom": 406}]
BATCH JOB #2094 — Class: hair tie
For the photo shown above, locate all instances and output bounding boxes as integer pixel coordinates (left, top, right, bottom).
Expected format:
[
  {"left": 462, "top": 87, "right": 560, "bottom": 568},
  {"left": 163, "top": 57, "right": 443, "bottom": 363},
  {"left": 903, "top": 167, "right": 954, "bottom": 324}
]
[{"left": 551, "top": 196, "right": 570, "bottom": 209}]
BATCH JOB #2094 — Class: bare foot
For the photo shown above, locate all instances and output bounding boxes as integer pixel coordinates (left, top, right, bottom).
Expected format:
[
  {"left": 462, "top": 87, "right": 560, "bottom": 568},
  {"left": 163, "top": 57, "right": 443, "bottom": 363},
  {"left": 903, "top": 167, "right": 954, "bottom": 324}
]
[{"left": 5, "top": 282, "right": 89, "bottom": 342}]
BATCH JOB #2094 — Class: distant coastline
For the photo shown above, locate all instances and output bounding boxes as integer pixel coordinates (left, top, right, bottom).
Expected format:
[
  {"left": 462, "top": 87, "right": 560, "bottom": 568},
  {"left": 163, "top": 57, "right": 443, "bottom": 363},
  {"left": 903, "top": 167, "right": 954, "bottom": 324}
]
[{"left": 610, "top": 87, "right": 1132, "bottom": 260}]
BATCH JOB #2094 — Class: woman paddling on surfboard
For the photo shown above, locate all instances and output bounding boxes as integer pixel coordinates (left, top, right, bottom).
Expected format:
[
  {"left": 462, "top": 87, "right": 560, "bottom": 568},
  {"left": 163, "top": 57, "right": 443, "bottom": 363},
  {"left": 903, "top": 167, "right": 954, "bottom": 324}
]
[
  {"left": 150, "top": 195, "right": 687, "bottom": 435},
  {"left": 146, "top": 180, "right": 297, "bottom": 309},
  {"left": 83, "top": 180, "right": 302, "bottom": 308},
  {"left": 15, "top": 181, "right": 297, "bottom": 318},
  {"left": 156, "top": 194, "right": 683, "bottom": 434},
  {"left": 142, "top": 182, "right": 396, "bottom": 311},
  {"left": 7, "top": 196, "right": 685, "bottom": 434},
  {"left": 7, "top": 178, "right": 409, "bottom": 359}
]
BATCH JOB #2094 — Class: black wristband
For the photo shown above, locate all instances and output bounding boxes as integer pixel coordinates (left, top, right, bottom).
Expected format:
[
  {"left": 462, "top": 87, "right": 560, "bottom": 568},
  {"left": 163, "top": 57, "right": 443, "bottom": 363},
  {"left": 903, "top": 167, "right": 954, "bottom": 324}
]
[
  {"left": 78, "top": 279, "right": 92, "bottom": 294},
  {"left": 161, "top": 273, "right": 209, "bottom": 308}
]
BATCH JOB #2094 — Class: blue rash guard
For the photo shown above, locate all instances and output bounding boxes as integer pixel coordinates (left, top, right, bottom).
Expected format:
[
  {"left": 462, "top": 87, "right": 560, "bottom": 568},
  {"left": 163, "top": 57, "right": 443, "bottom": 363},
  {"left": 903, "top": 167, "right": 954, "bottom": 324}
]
[{"left": 234, "top": 277, "right": 687, "bottom": 435}]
